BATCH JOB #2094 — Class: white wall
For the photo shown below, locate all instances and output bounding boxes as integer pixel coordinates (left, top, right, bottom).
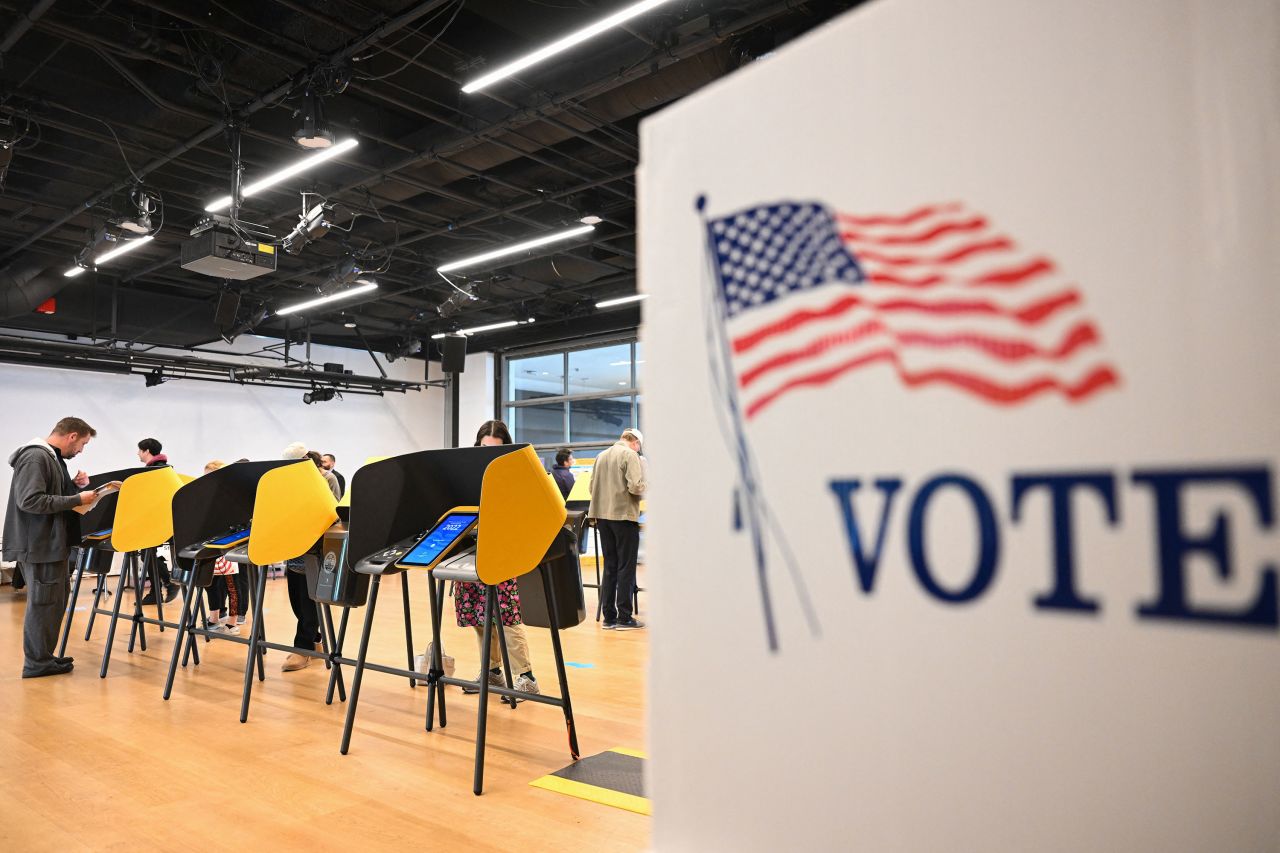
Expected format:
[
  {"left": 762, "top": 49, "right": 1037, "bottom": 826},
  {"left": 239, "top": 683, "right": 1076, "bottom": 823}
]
[{"left": 0, "top": 336, "right": 479, "bottom": 509}]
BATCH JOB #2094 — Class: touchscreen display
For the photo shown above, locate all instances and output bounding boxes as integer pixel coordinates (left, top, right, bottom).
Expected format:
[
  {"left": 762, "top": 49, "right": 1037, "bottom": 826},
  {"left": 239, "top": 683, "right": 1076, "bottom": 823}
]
[
  {"left": 207, "top": 526, "right": 251, "bottom": 547},
  {"left": 397, "top": 513, "right": 478, "bottom": 568}
]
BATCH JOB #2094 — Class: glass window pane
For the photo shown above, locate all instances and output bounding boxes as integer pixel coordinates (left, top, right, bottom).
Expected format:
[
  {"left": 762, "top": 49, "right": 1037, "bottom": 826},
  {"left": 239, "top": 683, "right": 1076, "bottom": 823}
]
[
  {"left": 634, "top": 393, "right": 643, "bottom": 432},
  {"left": 570, "top": 396, "right": 634, "bottom": 444},
  {"left": 508, "top": 402, "right": 565, "bottom": 445},
  {"left": 568, "top": 344, "right": 632, "bottom": 395},
  {"left": 633, "top": 341, "right": 644, "bottom": 389},
  {"left": 508, "top": 353, "right": 565, "bottom": 402}
]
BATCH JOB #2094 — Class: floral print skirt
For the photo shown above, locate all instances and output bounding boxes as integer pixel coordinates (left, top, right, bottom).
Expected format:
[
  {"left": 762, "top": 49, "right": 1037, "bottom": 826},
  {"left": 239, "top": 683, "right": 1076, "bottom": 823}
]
[{"left": 453, "top": 579, "right": 522, "bottom": 627}]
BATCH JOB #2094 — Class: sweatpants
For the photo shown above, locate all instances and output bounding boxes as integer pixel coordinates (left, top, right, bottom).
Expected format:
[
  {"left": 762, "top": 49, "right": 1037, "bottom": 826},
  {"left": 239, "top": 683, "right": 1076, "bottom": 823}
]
[{"left": 21, "top": 559, "right": 69, "bottom": 673}]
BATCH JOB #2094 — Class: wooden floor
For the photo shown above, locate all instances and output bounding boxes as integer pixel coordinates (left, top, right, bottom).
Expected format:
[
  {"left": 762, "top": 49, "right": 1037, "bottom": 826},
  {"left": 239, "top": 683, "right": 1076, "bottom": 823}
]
[{"left": 0, "top": 565, "right": 649, "bottom": 852}]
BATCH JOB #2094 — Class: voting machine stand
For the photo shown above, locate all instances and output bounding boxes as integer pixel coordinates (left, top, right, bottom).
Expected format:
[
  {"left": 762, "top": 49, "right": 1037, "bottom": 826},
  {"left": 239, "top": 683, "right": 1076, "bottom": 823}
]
[
  {"left": 162, "top": 459, "right": 343, "bottom": 723},
  {"left": 58, "top": 466, "right": 148, "bottom": 657},
  {"left": 338, "top": 445, "right": 587, "bottom": 796},
  {"left": 335, "top": 444, "right": 522, "bottom": 754},
  {"left": 81, "top": 467, "right": 188, "bottom": 678}
]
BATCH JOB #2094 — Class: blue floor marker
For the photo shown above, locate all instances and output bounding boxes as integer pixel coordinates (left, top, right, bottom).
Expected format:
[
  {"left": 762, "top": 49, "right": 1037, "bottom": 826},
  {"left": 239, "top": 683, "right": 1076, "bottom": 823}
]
[{"left": 565, "top": 661, "right": 594, "bottom": 668}]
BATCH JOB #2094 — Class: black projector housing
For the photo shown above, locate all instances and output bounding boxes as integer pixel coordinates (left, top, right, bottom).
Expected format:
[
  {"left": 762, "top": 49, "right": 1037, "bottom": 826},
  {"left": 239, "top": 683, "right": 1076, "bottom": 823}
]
[{"left": 180, "top": 229, "right": 278, "bottom": 280}]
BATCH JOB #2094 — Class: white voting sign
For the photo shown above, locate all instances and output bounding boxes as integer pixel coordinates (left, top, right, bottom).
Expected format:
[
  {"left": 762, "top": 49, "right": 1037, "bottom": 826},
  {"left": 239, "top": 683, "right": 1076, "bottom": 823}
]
[{"left": 640, "top": 0, "right": 1280, "bottom": 849}]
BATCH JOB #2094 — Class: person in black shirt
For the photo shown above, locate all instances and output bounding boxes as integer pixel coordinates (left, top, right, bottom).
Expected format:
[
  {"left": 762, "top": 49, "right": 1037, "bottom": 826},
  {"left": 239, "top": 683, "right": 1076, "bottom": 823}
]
[{"left": 551, "top": 448, "right": 575, "bottom": 500}]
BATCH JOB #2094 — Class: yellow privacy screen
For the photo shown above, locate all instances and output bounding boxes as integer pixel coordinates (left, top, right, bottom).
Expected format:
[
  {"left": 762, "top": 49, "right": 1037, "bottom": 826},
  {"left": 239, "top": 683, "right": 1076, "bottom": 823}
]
[
  {"left": 112, "top": 466, "right": 184, "bottom": 552},
  {"left": 248, "top": 460, "right": 339, "bottom": 565},
  {"left": 476, "top": 445, "right": 566, "bottom": 585}
]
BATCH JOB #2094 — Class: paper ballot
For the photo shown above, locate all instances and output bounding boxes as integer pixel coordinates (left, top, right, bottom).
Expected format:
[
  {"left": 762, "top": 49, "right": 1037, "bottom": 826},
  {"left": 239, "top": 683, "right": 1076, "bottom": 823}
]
[{"left": 73, "top": 480, "right": 123, "bottom": 515}]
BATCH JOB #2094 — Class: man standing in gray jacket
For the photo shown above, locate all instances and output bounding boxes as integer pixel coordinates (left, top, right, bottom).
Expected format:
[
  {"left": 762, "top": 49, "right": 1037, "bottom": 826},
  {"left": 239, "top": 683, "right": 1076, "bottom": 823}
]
[
  {"left": 588, "top": 428, "right": 647, "bottom": 630},
  {"left": 3, "top": 417, "right": 97, "bottom": 677}
]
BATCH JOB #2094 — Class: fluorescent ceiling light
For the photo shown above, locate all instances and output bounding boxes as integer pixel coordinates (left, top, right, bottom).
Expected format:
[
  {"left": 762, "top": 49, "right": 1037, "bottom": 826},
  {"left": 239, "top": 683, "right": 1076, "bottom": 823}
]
[
  {"left": 276, "top": 281, "right": 378, "bottom": 316},
  {"left": 596, "top": 293, "right": 647, "bottom": 309},
  {"left": 64, "top": 235, "right": 154, "bottom": 277},
  {"left": 205, "top": 138, "right": 359, "bottom": 212},
  {"left": 461, "top": 0, "right": 676, "bottom": 94},
  {"left": 431, "top": 318, "right": 535, "bottom": 339},
  {"left": 437, "top": 224, "right": 594, "bottom": 273}
]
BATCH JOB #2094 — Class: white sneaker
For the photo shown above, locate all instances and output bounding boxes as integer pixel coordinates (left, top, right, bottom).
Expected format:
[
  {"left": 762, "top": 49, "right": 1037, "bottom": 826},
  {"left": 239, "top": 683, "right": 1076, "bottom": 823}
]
[{"left": 513, "top": 673, "right": 540, "bottom": 702}]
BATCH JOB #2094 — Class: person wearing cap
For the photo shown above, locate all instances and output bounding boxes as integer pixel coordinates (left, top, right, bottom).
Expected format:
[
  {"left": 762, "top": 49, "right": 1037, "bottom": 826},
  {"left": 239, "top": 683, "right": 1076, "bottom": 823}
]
[{"left": 587, "top": 428, "right": 647, "bottom": 630}]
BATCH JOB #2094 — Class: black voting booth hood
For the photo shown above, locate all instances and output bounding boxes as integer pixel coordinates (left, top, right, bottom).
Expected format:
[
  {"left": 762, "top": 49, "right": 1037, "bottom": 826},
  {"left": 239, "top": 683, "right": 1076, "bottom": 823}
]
[
  {"left": 79, "top": 466, "right": 151, "bottom": 535},
  {"left": 171, "top": 459, "right": 300, "bottom": 551},
  {"left": 74, "top": 466, "right": 151, "bottom": 572},
  {"left": 344, "top": 445, "right": 586, "bottom": 628},
  {"left": 345, "top": 444, "right": 526, "bottom": 571},
  {"left": 79, "top": 466, "right": 151, "bottom": 532}
]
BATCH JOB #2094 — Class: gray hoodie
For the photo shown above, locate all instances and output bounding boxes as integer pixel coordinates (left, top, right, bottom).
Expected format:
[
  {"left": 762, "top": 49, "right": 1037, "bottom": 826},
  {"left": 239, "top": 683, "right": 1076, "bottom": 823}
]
[{"left": 2, "top": 438, "right": 81, "bottom": 563}]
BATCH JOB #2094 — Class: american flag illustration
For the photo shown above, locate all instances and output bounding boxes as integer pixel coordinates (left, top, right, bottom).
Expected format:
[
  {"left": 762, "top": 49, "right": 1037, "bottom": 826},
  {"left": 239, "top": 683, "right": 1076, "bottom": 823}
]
[{"left": 705, "top": 201, "right": 1120, "bottom": 418}]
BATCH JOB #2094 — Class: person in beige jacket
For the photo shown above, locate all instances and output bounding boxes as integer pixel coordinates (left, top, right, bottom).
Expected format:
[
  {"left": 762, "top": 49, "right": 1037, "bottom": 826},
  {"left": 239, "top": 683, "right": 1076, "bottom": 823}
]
[{"left": 587, "top": 428, "right": 647, "bottom": 630}]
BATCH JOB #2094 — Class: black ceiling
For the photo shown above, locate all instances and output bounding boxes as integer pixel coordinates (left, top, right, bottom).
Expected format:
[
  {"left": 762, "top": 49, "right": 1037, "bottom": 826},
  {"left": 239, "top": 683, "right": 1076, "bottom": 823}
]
[{"left": 0, "top": 0, "right": 854, "bottom": 361}]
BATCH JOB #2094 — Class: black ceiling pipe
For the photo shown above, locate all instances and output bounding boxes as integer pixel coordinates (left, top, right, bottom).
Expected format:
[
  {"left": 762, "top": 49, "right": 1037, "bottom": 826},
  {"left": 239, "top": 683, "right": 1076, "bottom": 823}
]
[{"left": 0, "top": 0, "right": 57, "bottom": 58}]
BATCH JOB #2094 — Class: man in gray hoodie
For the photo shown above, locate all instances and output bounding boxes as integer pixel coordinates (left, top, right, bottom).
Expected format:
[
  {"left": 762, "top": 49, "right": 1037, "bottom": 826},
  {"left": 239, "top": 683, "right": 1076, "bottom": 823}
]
[{"left": 3, "top": 417, "right": 97, "bottom": 677}]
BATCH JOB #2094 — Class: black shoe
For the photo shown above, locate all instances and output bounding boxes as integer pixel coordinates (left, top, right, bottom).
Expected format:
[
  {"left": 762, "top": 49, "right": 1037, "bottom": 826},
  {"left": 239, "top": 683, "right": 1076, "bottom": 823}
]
[
  {"left": 163, "top": 582, "right": 181, "bottom": 603},
  {"left": 139, "top": 590, "right": 157, "bottom": 605},
  {"left": 22, "top": 660, "right": 73, "bottom": 678},
  {"left": 602, "top": 620, "right": 617, "bottom": 630},
  {"left": 614, "top": 618, "right": 645, "bottom": 631},
  {"left": 55, "top": 656, "right": 74, "bottom": 665}
]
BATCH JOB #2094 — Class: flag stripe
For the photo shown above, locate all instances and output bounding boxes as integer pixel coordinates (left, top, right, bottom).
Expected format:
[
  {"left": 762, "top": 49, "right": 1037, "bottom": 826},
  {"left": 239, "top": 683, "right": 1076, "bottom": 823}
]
[
  {"left": 744, "top": 349, "right": 1120, "bottom": 417},
  {"left": 840, "top": 216, "right": 988, "bottom": 246},
  {"left": 731, "top": 288, "right": 1083, "bottom": 354},
  {"left": 738, "top": 318, "right": 1102, "bottom": 388},
  {"left": 852, "top": 237, "right": 1016, "bottom": 267},
  {"left": 865, "top": 257, "right": 1056, "bottom": 288},
  {"left": 835, "top": 204, "right": 960, "bottom": 228}
]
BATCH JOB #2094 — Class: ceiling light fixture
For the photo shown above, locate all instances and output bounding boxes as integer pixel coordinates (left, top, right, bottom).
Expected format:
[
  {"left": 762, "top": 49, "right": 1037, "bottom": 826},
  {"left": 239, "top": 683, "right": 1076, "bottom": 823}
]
[
  {"left": 205, "top": 138, "right": 359, "bottom": 212},
  {"left": 430, "top": 318, "right": 535, "bottom": 339},
  {"left": 436, "top": 224, "right": 594, "bottom": 273},
  {"left": 64, "top": 234, "right": 155, "bottom": 278},
  {"left": 276, "top": 281, "right": 378, "bottom": 316},
  {"left": 293, "top": 90, "right": 336, "bottom": 150},
  {"left": 460, "top": 0, "right": 676, "bottom": 94},
  {"left": 596, "top": 293, "right": 648, "bottom": 309}
]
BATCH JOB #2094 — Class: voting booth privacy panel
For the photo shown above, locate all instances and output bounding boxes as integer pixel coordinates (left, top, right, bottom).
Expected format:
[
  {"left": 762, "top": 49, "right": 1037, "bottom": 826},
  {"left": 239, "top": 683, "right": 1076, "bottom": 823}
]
[{"left": 639, "top": 0, "right": 1280, "bottom": 850}]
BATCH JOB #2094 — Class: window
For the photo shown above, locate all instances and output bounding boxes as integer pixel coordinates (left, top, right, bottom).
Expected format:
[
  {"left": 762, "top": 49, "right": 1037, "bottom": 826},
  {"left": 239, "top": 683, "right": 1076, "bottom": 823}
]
[{"left": 502, "top": 339, "right": 641, "bottom": 461}]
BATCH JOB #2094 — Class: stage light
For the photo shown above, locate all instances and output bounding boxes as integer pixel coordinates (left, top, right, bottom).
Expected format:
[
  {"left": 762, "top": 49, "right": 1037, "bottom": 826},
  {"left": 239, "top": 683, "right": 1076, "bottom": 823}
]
[
  {"left": 436, "top": 224, "right": 594, "bottom": 273},
  {"left": 303, "top": 387, "right": 337, "bottom": 404},
  {"left": 205, "top": 138, "right": 358, "bottom": 212},
  {"left": 282, "top": 202, "right": 332, "bottom": 255},
  {"left": 461, "top": 0, "right": 675, "bottom": 94}
]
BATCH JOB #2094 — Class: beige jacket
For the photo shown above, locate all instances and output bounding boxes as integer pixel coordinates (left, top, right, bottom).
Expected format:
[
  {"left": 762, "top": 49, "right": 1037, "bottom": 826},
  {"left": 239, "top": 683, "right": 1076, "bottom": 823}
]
[{"left": 587, "top": 441, "right": 647, "bottom": 522}]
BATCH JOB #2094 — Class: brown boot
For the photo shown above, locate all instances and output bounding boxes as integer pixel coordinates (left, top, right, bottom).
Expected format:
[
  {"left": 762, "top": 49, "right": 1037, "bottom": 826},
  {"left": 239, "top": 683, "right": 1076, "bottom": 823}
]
[{"left": 281, "top": 653, "right": 310, "bottom": 672}]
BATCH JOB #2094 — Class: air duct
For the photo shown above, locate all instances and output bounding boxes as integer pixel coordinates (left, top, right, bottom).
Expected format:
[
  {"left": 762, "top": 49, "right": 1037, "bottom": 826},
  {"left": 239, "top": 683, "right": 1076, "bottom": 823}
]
[{"left": 0, "top": 260, "right": 65, "bottom": 320}]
